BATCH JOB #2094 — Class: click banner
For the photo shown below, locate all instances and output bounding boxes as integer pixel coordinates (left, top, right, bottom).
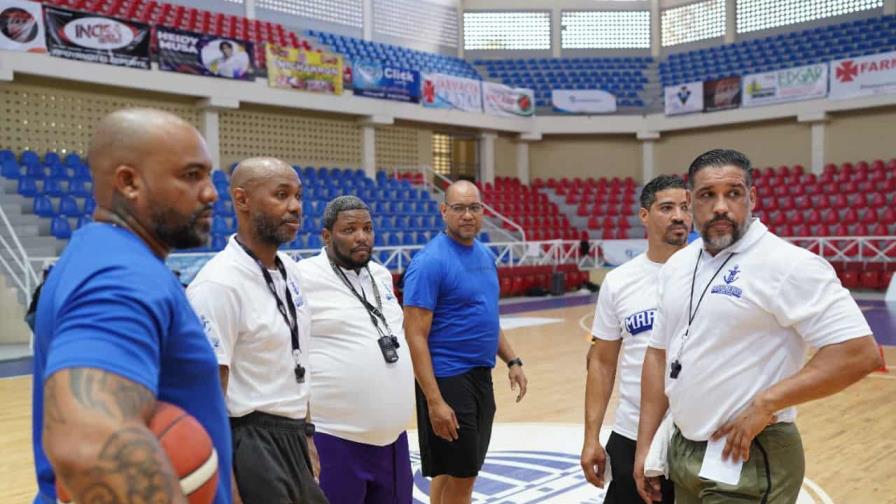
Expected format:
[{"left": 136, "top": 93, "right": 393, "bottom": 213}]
[
  {"left": 352, "top": 59, "right": 420, "bottom": 102},
  {"left": 157, "top": 27, "right": 255, "bottom": 80},
  {"left": 266, "top": 44, "right": 343, "bottom": 94},
  {"left": 482, "top": 81, "right": 534, "bottom": 117},
  {"left": 0, "top": 0, "right": 45, "bottom": 52},
  {"left": 829, "top": 50, "right": 896, "bottom": 100},
  {"left": 663, "top": 81, "right": 703, "bottom": 115},
  {"left": 43, "top": 6, "right": 150, "bottom": 69},
  {"left": 742, "top": 63, "right": 828, "bottom": 107},
  {"left": 551, "top": 89, "right": 617, "bottom": 114},
  {"left": 703, "top": 76, "right": 741, "bottom": 112},
  {"left": 421, "top": 73, "right": 482, "bottom": 112}
]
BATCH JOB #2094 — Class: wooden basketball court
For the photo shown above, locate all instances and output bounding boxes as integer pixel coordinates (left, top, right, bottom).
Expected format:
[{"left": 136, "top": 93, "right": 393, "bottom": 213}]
[{"left": 1, "top": 300, "right": 894, "bottom": 503}]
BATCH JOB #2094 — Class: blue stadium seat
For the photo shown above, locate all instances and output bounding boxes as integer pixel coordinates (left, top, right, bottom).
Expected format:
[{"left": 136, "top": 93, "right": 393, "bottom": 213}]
[
  {"left": 211, "top": 235, "right": 228, "bottom": 251},
  {"left": 214, "top": 199, "right": 234, "bottom": 217},
  {"left": 59, "top": 195, "right": 81, "bottom": 217},
  {"left": 307, "top": 234, "right": 322, "bottom": 249},
  {"left": 69, "top": 178, "right": 92, "bottom": 198},
  {"left": 33, "top": 195, "right": 55, "bottom": 217},
  {"left": 83, "top": 196, "right": 96, "bottom": 215},
  {"left": 20, "top": 150, "right": 40, "bottom": 167},
  {"left": 51, "top": 216, "right": 72, "bottom": 240},
  {"left": 212, "top": 217, "right": 234, "bottom": 236},
  {"left": 44, "top": 152, "right": 61, "bottom": 165},
  {"left": 17, "top": 176, "right": 39, "bottom": 197},
  {"left": 1, "top": 160, "right": 21, "bottom": 179},
  {"left": 44, "top": 177, "right": 67, "bottom": 197},
  {"left": 63, "top": 153, "right": 81, "bottom": 166},
  {"left": 76, "top": 215, "right": 92, "bottom": 230}
]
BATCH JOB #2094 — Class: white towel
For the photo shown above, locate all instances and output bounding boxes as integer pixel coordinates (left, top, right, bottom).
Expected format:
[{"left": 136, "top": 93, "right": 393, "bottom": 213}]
[{"left": 644, "top": 416, "right": 674, "bottom": 478}]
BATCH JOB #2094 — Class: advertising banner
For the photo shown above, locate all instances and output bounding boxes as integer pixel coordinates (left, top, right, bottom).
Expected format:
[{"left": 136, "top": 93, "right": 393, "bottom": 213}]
[
  {"left": 481, "top": 81, "right": 534, "bottom": 117},
  {"left": 742, "top": 63, "right": 828, "bottom": 107},
  {"left": 601, "top": 239, "right": 648, "bottom": 267},
  {"left": 703, "top": 76, "right": 742, "bottom": 112},
  {"left": 0, "top": 0, "right": 45, "bottom": 52},
  {"left": 352, "top": 59, "right": 420, "bottom": 102},
  {"left": 420, "top": 72, "right": 482, "bottom": 112},
  {"left": 663, "top": 81, "right": 703, "bottom": 115},
  {"left": 551, "top": 89, "right": 617, "bottom": 114},
  {"left": 265, "top": 44, "right": 342, "bottom": 94},
  {"left": 43, "top": 6, "right": 150, "bottom": 69},
  {"left": 157, "top": 27, "right": 255, "bottom": 80},
  {"left": 829, "top": 50, "right": 896, "bottom": 100}
]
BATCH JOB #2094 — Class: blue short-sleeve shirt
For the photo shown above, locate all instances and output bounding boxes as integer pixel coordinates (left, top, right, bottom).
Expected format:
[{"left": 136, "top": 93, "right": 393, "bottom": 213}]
[
  {"left": 31, "top": 223, "right": 232, "bottom": 504},
  {"left": 403, "top": 232, "right": 500, "bottom": 377}
]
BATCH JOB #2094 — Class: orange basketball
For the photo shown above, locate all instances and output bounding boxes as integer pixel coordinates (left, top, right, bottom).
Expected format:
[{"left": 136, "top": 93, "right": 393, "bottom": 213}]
[{"left": 56, "top": 401, "right": 219, "bottom": 504}]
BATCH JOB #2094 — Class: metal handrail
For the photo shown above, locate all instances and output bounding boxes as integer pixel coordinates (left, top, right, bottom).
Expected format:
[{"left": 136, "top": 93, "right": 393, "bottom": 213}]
[
  {"left": 411, "top": 164, "right": 528, "bottom": 242},
  {"left": 0, "top": 203, "right": 39, "bottom": 304}
]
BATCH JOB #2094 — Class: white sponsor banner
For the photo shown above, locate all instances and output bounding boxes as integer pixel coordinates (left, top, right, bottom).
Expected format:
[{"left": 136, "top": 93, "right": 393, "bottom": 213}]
[
  {"left": 551, "top": 89, "right": 617, "bottom": 114},
  {"left": 664, "top": 81, "right": 703, "bottom": 115},
  {"left": 420, "top": 73, "right": 482, "bottom": 112},
  {"left": 742, "top": 63, "right": 828, "bottom": 107},
  {"left": 482, "top": 81, "right": 535, "bottom": 117},
  {"left": 601, "top": 239, "right": 647, "bottom": 267},
  {"left": 0, "top": 0, "right": 46, "bottom": 52},
  {"left": 829, "top": 50, "right": 896, "bottom": 100}
]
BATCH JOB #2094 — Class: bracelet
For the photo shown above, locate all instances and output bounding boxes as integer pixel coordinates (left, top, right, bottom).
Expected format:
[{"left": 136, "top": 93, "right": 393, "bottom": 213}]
[
  {"left": 304, "top": 422, "right": 316, "bottom": 437},
  {"left": 506, "top": 357, "right": 523, "bottom": 368}
]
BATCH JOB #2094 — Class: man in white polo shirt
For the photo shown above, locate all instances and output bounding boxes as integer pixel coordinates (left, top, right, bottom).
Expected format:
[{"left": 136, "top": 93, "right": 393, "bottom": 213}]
[
  {"left": 581, "top": 175, "right": 691, "bottom": 504},
  {"left": 187, "top": 158, "right": 327, "bottom": 504},
  {"left": 296, "top": 195, "right": 414, "bottom": 504},
  {"left": 634, "top": 149, "right": 882, "bottom": 504}
]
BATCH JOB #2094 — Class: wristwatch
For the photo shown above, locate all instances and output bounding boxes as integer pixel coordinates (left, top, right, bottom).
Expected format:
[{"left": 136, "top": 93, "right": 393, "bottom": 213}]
[
  {"left": 304, "top": 422, "right": 316, "bottom": 437},
  {"left": 506, "top": 357, "right": 523, "bottom": 368}
]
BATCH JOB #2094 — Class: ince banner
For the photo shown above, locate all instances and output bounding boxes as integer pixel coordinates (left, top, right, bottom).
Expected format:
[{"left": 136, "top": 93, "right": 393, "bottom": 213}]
[
  {"left": 43, "top": 6, "right": 150, "bottom": 69},
  {"left": 266, "top": 45, "right": 343, "bottom": 94},
  {"left": 0, "top": 0, "right": 45, "bottom": 52},
  {"left": 663, "top": 81, "right": 703, "bottom": 115},
  {"left": 352, "top": 59, "right": 420, "bottom": 102},
  {"left": 551, "top": 89, "right": 617, "bottom": 114},
  {"left": 157, "top": 28, "right": 255, "bottom": 80},
  {"left": 742, "top": 63, "right": 828, "bottom": 107},
  {"left": 420, "top": 73, "right": 482, "bottom": 112},
  {"left": 481, "top": 81, "right": 534, "bottom": 117},
  {"left": 829, "top": 50, "right": 896, "bottom": 100},
  {"left": 703, "top": 76, "right": 742, "bottom": 112}
]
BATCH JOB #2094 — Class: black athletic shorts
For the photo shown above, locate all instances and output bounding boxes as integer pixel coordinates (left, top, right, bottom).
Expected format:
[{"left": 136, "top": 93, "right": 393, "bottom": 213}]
[
  {"left": 604, "top": 431, "right": 674, "bottom": 504},
  {"left": 230, "top": 411, "right": 329, "bottom": 504},
  {"left": 415, "top": 367, "right": 496, "bottom": 478}
]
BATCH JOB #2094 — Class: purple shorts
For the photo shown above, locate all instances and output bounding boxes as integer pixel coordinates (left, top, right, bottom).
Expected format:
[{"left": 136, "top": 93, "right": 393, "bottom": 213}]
[{"left": 314, "top": 431, "right": 413, "bottom": 504}]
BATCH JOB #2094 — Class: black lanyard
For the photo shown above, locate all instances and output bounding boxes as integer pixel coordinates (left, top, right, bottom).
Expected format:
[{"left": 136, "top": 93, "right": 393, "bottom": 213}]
[
  {"left": 234, "top": 237, "right": 305, "bottom": 383},
  {"left": 328, "top": 257, "right": 393, "bottom": 338},
  {"left": 670, "top": 249, "right": 735, "bottom": 379}
]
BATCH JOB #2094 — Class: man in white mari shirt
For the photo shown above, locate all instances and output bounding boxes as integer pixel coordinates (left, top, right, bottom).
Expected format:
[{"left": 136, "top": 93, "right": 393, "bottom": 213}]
[
  {"left": 581, "top": 175, "right": 690, "bottom": 504},
  {"left": 296, "top": 195, "right": 414, "bottom": 504},
  {"left": 634, "top": 149, "right": 881, "bottom": 504}
]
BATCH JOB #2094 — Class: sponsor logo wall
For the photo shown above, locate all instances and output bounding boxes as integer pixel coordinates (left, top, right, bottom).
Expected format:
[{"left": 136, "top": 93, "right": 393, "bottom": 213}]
[
  {"left": 421, "top": 73, "right": 482, "bottom": 112},
  {"left": 551, "top": 89, "right": 617, "bottom": 114},
  {"left": 43, "top": 6, "right": 150, "bottom": 69},
  {"left": 703, "top": 76, "right": 742, "bottom": 112},
  {"left": 266, "top": 45, "right": 343, "bottom": 94},
  {"left": 0, "top": 0, "right": 45, "bottom": 52},
  {"left": 482, "top": 81, "right": 534, "bottom": 118},
  {"left": 664, "top": 81, "right": 704, "bottom": 115},
  {"left": 352, "top": 59, "right": 421, "bottom": 103},
  {"left": 742, "top": 63, "right": 828, "bottom": 107},
  {"left": 157, "top": 27, "right": 255, "bottom": 80},
  {"left": 830, "top": 50, "right": 896, "bottom": 100}
]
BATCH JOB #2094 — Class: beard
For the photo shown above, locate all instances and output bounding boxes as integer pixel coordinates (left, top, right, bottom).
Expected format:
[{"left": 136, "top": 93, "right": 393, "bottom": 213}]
[
  {"left": 701, "top": 214, "right": 750, "bottom": 253},
  {"left": 150, "top": 204, "right": 212, "bottom": 250},
  {"left": 253, "top": 212, "right": 300, "bottom": 247},
  {"left": 331, "top": 241, "right": 372, "bottom": 270},
  {"left": 663, "top": 223, "right": 689, "bottom": 247}
]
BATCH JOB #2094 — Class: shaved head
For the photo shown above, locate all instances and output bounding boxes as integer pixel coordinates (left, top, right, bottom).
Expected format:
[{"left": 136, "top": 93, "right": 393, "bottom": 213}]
[
  {"left": 441, "top": 179, "right": 483, "bottom": 245},
  {"left": 444, "top": 179, "right": 480, "bottom": 204},
  {"left": 231, "top": 157, "right": 302, "bottom": 248},
  {"left": 231, "top": 157, "right": 296, "bottom": 192}
]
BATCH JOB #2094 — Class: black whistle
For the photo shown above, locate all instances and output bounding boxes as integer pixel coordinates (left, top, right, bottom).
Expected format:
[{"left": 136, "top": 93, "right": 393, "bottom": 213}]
[
  {"left": 294, "top": 364, "right": 306, "bottom": 383},
  {"left": 670, "top": 360, "right": 682, "bottom": 379}
]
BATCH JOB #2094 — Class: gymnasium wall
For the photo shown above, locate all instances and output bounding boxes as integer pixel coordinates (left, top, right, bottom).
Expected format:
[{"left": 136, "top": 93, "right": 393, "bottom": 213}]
[
  {"left": 528, "top": 136, "right": 642, "bottom": 180},
  {"left": 495, "top": 135, "right": 518, "bottom": 178},
  {"left": 826, "top": 106, "right": 896, "bottom": 166}
]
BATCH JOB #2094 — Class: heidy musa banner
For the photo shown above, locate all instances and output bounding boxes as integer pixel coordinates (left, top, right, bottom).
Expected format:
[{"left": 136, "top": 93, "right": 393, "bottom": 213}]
[
  {"left": 742, "top": 63, "right": 828, "bottom": 107},
  {"left": 481, "top": 81, "right": 534, "bottom": 118},
  {"left": 703, "top": 76, "right": 742, "bottom": 112},
  {"left": 266, "top": 44, "right": 343, "bottom": 94},
  {"left": 420, "top": 73, "right": 482, "bottom": 112},
  {"left": 0, "top": 0, "right": 46, "bottom": 52},
  {"left": 43, "top": 6, "right": 150, "bottom": 69},
  {"left": 157, "top": 27, "right": 255, "bottom": 80},
  {"left": 351, "top": 59, "right": 420, "bottom": 103}
]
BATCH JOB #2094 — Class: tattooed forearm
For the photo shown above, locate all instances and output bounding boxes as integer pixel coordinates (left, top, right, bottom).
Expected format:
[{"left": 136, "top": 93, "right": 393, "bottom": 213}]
[{"left": 67, "top": 368, "right": 154, "bottom": 421}]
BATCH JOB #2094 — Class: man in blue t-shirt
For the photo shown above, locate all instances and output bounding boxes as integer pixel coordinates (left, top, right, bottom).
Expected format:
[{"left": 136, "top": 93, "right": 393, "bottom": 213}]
[
  {"left": 32, "top": 108, "right": 232, "bottom": 504},
  {"left": 404, "top": 180, "right": 528, "bottom": 504}
]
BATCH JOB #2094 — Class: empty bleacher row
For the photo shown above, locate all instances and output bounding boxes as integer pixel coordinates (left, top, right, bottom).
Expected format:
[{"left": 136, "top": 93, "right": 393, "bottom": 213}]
[
  {"left": 475, "top": 57, "right": 652, "bottom": 109},
  {"left": 481, "top": 177, "right": 587, "bottom": 242},
  {"left": 660, "top": 15, "right": 896, "bottom": 87},
  {"left": 533, "top": 176, "right": 642, "bottom": 240}
]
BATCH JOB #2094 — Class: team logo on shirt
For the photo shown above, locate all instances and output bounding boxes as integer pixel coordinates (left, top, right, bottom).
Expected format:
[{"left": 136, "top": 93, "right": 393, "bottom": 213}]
[
  {"left": 381, "top": 280, "right": 396, "bottom": 303},
  {"left": 711, "top": 265, "right": 743, "bottom": 298},
  {"left": 624, "top": 309, "right": 655, "bottom": 336},
  {"left": 288, "top": 280, "right": 305, "bottom": 307},
  {"left": 199, "top": 314, "right": 220, "bottom": 349}
]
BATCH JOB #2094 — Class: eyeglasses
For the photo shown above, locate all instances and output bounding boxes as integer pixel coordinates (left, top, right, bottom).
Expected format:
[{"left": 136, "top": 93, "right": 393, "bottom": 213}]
[{"left": 447, "top": 203, "right": 484, "bottom": 215}]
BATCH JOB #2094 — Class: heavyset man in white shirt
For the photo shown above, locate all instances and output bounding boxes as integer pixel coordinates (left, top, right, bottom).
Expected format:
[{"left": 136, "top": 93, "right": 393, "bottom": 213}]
[
  {"left": 581, "top": 175, "right": 691, "bottom": 503},
  {"left": 635, "top": 149, "right": 882, "bottom": 504},
  {"left": 187, "top": 158, "right": 328, "bottom": 504},
  {"left": 296, "top": 195, "right": 415, "bottom": 504}
]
